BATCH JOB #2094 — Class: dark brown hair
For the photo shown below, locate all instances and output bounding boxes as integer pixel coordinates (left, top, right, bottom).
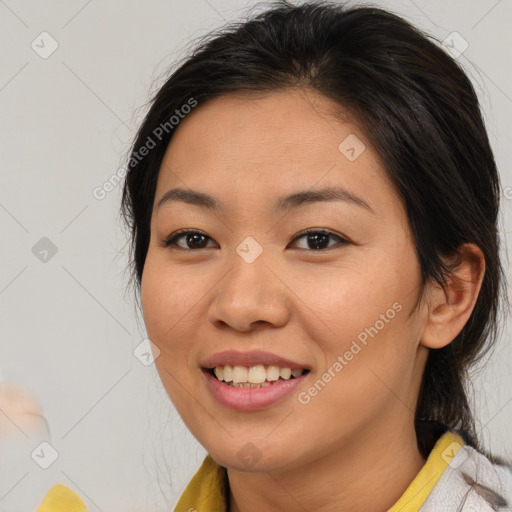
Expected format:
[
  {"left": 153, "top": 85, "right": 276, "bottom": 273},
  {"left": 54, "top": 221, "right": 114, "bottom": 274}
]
[{"left": 121, "top": 0, "right": 508, "bottom": 475}]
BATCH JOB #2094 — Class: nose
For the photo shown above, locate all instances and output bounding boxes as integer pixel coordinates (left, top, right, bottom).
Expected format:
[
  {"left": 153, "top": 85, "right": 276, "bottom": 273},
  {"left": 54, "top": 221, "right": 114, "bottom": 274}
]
[{"left": 206, "top": 245, "right": 291, "bottom": 333}]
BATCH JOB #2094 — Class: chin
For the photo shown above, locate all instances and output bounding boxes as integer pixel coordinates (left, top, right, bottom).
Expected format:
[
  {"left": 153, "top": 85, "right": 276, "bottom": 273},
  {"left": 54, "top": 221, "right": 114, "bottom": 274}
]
[{"left": 205, "top": 436, "right": 306, "bottom": 474}]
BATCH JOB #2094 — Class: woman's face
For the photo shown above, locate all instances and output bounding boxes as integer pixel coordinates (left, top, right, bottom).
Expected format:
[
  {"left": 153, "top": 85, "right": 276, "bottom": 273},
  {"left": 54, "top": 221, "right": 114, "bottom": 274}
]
[{"left": 141, "top": 89, "right": 430, "bottom": 472}]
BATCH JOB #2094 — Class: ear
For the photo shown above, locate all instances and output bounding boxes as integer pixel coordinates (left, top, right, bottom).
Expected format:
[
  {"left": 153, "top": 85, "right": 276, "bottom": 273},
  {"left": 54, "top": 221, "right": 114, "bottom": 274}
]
[{"left": 420, "top": 243, "right": 485, "bottom": 349}]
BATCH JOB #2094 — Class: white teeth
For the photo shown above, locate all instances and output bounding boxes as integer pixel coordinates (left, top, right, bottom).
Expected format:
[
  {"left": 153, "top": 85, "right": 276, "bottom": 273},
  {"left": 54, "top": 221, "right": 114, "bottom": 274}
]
[
  {"left": 279, "top": 368, "right": 292, "bottom": 379},
  {"left": 223, "top": 365, "right": 233, "bottom": 382},
  {"left": 248, "top": 365, "right": 266, "bottom": 383},
  {"left": 233, "top": 366, "right": 248, "bottom": 383},
  {"left": 211, "top": 365, "right": 306, "bottom": 385},
  {"left": 267, "top": 365, "right": 280, "bottom": 381}
]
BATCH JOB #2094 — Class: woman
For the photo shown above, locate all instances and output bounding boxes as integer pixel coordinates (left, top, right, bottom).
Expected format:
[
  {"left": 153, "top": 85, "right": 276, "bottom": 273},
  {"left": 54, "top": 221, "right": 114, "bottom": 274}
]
[{"left": 37, "top": 1, "right": 512, "bottom": 510}]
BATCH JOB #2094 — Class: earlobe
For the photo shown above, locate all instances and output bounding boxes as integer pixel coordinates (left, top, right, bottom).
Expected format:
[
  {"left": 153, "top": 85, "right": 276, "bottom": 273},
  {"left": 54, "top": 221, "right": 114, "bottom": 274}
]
[{"left": 420, "top": 243, "right": 486, "bottom": 350}]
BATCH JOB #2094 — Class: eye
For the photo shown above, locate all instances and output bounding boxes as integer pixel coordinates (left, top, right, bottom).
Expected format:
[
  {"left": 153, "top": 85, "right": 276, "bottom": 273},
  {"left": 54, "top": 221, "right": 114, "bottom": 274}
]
[
  {"left": 163, "top": 229, "right": 217, "bottom": 250},
  {"left": 163, "top": 228, "right": 349, "bottom": 251},
  {"left": 289, "top": 228, "right": 349, "bottom": 251}
]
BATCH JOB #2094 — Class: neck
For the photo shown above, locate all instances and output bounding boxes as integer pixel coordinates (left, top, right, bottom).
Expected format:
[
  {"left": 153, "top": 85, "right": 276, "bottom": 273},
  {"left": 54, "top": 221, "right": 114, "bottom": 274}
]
[{"left": 228, "top": 418, "right": 426, "bottom": 512}]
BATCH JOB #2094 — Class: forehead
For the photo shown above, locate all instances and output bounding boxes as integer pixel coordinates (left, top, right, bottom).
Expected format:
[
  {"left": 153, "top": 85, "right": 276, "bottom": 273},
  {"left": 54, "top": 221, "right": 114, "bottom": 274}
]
[{"left": 155, "top": 89, "right": 397, "bottom": 214}]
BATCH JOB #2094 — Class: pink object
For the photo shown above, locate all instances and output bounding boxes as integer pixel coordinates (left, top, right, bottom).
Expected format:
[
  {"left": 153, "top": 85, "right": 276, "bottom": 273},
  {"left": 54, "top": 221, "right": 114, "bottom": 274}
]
[
  {"left": 202, "top": 368, "right": 308, "bottom": 411},
  {"left": 0, "top": 382, "right": 46, "bottom": 439}
]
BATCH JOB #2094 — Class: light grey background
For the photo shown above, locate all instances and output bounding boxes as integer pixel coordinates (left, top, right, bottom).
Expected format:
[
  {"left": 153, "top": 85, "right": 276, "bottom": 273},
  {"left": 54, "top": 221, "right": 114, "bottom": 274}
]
[{"left": 0, "top": 1, "right": 510, "bottom": 511}]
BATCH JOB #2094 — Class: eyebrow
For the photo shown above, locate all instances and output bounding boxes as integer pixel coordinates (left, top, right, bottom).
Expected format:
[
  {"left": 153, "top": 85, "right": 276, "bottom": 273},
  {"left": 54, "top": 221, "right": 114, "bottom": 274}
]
[{"left": 156, "top": 186, "right": 375, "bottom": 214}]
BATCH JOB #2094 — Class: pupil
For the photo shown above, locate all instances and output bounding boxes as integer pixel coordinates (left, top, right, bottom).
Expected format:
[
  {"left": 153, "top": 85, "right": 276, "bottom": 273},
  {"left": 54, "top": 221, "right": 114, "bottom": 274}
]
[
  {"left": 309, "top": 233, "right": 328, "bottom": 250},
  {"left": 189, "top": 234, "right": 206, "bottom": 248}
]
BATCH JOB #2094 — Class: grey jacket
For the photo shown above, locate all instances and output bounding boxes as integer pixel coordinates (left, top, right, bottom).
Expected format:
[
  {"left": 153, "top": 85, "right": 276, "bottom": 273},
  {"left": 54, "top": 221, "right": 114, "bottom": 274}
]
[{"left": 419, "top": 444, "right": 512, "bottom": 511}]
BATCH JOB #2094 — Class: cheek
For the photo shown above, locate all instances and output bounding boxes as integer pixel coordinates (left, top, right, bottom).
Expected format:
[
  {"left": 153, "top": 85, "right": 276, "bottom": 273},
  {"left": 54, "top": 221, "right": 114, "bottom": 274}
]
[
  {"left": 306, "top": 249, "right": 420, "bottom": 376},
  {"left": 302, "top": 257, "right": 404, "bottom": 337},
  {"left": 297, "top": 284, "right": 418, "bottom": 437},
  {"left": 141, "top": 256, "right": 202, "bottom": 409},
  {"left": 140, "top": 254, "right": 201, "bottom": 347}
]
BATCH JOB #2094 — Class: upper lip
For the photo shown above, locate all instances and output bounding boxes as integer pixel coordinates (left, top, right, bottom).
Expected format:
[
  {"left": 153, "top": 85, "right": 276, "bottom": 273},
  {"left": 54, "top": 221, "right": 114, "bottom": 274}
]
[{"left": 201, "top": 350, "right": 310, "bottom": 370}]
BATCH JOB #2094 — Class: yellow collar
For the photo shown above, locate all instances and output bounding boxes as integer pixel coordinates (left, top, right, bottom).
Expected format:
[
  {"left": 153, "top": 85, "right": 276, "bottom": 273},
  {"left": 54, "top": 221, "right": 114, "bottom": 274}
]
[{"left": 173, "top": 431, "right": 465, "bottom": 512}]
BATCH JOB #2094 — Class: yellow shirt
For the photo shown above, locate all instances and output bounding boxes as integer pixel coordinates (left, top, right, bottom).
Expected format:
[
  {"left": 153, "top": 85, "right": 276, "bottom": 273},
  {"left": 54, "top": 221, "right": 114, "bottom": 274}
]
[
  {"left": 173, "top": 430, "right": 465, "bottom": 512},
  {"left": 37, "top": 431, "right": 464, "bottom": 512}
]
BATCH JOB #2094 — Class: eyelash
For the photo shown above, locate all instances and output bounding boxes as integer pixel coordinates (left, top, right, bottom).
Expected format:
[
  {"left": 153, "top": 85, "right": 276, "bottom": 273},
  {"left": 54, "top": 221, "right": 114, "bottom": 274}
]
[{"left": 162, "top": 228, "right": 349, "bottom": 251}]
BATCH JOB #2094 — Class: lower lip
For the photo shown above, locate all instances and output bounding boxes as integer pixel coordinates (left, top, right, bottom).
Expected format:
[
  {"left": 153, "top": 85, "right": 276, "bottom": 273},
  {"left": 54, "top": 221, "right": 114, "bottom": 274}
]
[{"left": 203, "top": 370, "right": 308, "bottom": 411}]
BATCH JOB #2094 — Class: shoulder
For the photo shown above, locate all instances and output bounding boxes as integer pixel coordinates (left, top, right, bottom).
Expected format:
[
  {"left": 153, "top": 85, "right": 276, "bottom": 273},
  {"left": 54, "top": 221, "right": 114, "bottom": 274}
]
[{"left": 420, "top": 443, "right": 512, "bottom": 511}]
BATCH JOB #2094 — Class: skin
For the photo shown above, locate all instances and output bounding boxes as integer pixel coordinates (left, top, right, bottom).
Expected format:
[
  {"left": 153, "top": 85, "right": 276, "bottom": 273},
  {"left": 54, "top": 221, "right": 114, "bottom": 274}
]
[{"left": 140, "top": 88, "right": 485, "bottom": 512}]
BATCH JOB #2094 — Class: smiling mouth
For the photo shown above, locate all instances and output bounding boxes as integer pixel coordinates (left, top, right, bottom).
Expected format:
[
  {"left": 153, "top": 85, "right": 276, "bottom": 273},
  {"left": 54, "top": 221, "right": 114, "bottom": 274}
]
[{"left": 205, "top": 365, "right": 310, "bottom": 388}]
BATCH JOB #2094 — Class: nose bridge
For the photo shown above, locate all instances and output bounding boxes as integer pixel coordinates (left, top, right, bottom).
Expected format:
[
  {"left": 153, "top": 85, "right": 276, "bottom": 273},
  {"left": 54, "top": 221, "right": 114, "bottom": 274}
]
[{"left": 207, "top": 235, "right": 290, "bottom": 330}]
